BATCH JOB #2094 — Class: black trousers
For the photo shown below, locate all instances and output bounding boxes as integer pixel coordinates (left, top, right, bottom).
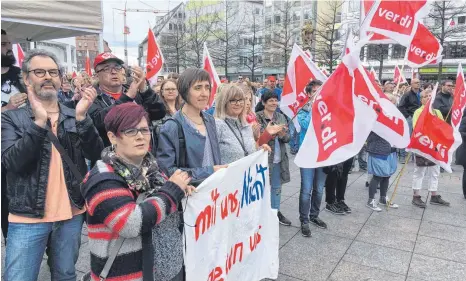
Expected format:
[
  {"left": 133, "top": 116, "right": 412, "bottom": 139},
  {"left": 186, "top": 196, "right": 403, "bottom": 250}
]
[{"left": 325, "top": 157, "right": 354, "bottom": 204}]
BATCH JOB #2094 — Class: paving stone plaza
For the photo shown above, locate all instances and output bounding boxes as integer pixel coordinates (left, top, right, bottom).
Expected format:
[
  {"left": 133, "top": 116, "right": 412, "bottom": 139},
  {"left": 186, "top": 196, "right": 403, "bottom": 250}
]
[{"left": 2, "top": 156, "right": 466, "bottom": 281}]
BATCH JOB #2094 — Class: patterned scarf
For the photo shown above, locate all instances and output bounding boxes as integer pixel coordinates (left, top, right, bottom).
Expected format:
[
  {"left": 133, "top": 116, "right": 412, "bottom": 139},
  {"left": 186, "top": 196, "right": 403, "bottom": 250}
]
[{"left": 101, "top": 147, "right": 168, "bottom": 193}]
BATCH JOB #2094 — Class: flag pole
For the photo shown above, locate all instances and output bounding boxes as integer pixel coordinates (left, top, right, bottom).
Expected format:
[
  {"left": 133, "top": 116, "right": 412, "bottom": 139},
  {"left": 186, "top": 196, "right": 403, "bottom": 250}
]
[{"left": 387, "top": 152, "right": 411, "bottom": 210}]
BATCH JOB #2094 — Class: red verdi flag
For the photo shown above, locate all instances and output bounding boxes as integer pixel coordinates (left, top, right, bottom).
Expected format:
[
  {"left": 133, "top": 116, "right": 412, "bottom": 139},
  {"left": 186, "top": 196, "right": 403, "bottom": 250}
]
[
  {"left": 360, "top": 0, "right": 394, "bottom": 44},
  {"left": 355, "top": 66, "right": 410, "bottom": 148},
  {"left": 12, "top": 44, "right": 25, "bottom": 68},
  {"left": 295, "top": 48, "right": 378, "bottom": 168},
  {"left": 370, "top": 67, "right": 378, "bottom": 81},
  {"left": 203, "top": 43, "right": 221, "bottom": 109},
  {"left": 450, "top": 64, "right": 466, "bottom": 129},
  {"left": 280, "top": 44, "right": 328, "bottom": 132},
  {"left": 407, "top": 83, "right": 462, "bottom": 173},
  {"left": 406, "top": 22, "right": 443, "bottom": 68},
  {"left": 85, "top": 50, "right": 92, "bottom": 77},
  {"left": 361, "top": 0, "right": 429, "bottom": 46},
  {"left": 393, "top": 65, "right": 407, "bottom": 84},
  {"left": 146, "top": 28, "right": 164, "bottom": 86}
]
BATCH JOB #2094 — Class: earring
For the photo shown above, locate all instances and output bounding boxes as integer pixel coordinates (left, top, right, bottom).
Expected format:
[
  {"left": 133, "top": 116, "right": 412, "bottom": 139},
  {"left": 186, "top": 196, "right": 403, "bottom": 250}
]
[{"left": 111, "top": 144, "right": 116, "bottom": 151}]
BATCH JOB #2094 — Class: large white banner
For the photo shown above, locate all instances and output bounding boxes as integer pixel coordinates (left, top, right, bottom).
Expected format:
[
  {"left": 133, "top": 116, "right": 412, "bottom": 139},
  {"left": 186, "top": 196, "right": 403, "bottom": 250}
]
[{"left": 183, "top": 151, "right": 279, "bottom": 281}]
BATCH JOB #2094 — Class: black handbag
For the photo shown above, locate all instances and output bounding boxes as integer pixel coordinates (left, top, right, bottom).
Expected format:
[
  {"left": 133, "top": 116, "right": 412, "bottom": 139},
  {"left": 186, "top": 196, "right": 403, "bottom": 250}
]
[{"left": 415, "top": 155, "right": 436, "bottom": 167}]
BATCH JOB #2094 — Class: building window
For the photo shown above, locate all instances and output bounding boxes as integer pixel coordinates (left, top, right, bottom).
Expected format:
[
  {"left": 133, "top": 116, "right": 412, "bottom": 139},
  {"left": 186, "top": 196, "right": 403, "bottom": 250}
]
[
  {"left": 255, "top": 8, "right": 260, "bottom": 15},
  {"left": 335, "top": 12, "right": 342, "bottom": 23},
  {"left": 266, "top": 16, "right": 272, "bottom": 25},
  {"left": 78, "top": 42, "right": 82, "bottom": 47},
  {"left": 367, "top": 45, "right": 389, "bottom": 60},
  {"left": 274, "top": 15, "right": 281, "bottom": 24},
  {"left": 293, "top": 11, "right": 300, "bottom": 21},
  {"left": 391, "top": 44, "right": 406, "bottom": 59},
  {"left": 459, "top": 16, "right": 465, "bottom": 24},
  {"left": 84, "top": 43, "right": 87, "bottom": 47}
]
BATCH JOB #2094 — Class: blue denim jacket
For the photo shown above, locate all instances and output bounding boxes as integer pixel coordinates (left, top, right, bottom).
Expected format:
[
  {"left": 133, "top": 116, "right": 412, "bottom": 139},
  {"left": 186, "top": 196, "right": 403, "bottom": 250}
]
[
  {"left": 297, "top": 103, "right": 312, "bottom": 148},
  {"left": 156, "top": 111, "right": 221, "bottom": 182}
]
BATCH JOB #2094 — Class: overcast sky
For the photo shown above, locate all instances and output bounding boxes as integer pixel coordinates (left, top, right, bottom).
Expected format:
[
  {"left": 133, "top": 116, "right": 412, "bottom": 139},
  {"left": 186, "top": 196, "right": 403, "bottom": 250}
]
[{"left": 102, "top": 0, "right": 182, "bottom": 65}]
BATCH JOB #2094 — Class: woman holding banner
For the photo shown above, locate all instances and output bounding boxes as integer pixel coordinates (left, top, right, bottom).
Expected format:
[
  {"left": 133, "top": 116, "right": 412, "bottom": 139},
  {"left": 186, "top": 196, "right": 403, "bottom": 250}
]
[
  {"left": 80, "top": 103, "right": 194, "bottom": 281},
  {"left": 156, "top": 68, "right": 227, "bottom": 184},
  {"left": 256, "top": 90, "right": 292, "bottom": 226},
  {"left": 214, "top": 84, "right": 270, "bottom": 164}
]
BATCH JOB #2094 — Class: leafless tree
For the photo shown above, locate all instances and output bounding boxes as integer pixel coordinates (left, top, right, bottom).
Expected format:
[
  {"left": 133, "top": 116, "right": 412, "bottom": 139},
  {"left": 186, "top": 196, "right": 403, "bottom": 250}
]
[
  {"left": 209, "top": 1, "right": 245, "bottom": 79},
  {"left": 158, "top": 14, "right": 189, "bottom": 73},
  {"left": 184, "top": 3, "right": 219, "bottom": 68},
  {"left": 427, "top": 0, "right": 466, "bottom": 81},
  {"left": 266, "top": 0, "right": 295, "bottom": 74},
  {"left": 314, "top": 0, "right": 344, "bottom": 73},
  {"left": 240, "top": 5, "right": 264, "bottom": 81},
  {"left": 365, "top": 44, "right": 390, "bottom": 82}
]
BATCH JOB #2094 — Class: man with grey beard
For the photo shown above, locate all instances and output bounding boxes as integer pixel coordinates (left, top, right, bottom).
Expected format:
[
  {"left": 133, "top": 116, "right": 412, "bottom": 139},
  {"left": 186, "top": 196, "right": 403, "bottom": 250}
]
[{"left": 1, "top": 49, "right": 103, "bottom": 281}]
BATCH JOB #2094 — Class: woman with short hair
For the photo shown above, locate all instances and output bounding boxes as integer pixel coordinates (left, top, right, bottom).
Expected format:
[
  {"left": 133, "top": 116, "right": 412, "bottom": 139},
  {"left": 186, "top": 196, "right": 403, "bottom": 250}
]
[
  {"left": 81, "top": 103, "right": 194, "bottom": 281},
  {"left": 256, "top": 90, "right": 292, "bottom": 226},
  {"left": 157, "top": 68, "right": 227, "bottom": 184}
]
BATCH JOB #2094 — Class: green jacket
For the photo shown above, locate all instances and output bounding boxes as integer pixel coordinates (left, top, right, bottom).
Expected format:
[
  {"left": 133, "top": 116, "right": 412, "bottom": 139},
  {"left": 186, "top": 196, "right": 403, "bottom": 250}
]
[{"left": 256, "top": 110, "right": 291, "bottom": 184}]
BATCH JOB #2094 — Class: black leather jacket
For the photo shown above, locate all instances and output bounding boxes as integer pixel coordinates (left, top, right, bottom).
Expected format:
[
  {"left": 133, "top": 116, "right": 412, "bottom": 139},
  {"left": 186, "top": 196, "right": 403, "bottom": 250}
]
[
  {"left": 88, "top": 84, "right": 166, "bottom": 147},
  {"left": 398, "top": 90, "right": 421, "bottom": 118},
  {"left": 1, "top": 103, "right": 104, "bottom": 218}
]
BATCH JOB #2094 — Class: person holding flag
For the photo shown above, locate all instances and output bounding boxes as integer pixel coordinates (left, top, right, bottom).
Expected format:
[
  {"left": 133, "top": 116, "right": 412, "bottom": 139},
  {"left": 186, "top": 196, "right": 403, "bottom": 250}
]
[
  {"left": 297, "top": 80, "right": 329, "bottom": 237},
  {"left": 411, "top": 88, "right": 450, "bottom": 207},
  {"left": 433, "top": 80, "right": 454, "bottom": 124}
]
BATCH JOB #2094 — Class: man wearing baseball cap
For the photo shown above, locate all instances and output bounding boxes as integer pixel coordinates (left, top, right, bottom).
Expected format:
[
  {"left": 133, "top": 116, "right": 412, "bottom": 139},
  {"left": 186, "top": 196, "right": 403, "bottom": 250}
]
[{"left": 88, "top": 52, "right": 165, "bottom": 147}]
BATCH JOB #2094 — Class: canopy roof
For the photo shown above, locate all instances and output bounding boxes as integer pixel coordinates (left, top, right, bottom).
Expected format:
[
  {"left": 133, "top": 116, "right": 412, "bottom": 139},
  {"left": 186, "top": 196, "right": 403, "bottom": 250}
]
[{"left": 2, "top": 1, "right": 103, "bottom": 42}]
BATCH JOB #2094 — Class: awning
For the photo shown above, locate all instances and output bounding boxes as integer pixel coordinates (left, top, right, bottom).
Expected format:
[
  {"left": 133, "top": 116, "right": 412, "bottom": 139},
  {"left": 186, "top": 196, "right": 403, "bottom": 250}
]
[{"left": 1, "top": 0, "right": 103, "bottom": 42}]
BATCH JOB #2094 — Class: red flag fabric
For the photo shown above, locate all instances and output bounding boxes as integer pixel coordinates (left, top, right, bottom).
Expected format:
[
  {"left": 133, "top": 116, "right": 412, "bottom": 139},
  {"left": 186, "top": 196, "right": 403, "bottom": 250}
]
[
  {"left": 12, "top": 44, "right": 25, "bottom": 68},
  {"left": 85, "top": 50, "right": 92, "bottom": 77},
  {"left": 359, "top": 0, "right": 395, "bottom": 44},
  {"left": 294, "top": 47, "right": 378, "bottom": 168},
  {"left": 361, "top": 0, "right": 429, "bottom": 46},
  {"left": 450, "top": 64, "right": 466, "bottom": 129},
  {"left": 406, "top": 22, "right": 443, "bottom": 68},
  {"left": 355, "top": 66, "right": 410, "bottom": 148},
  {"left": 407, "top": 83, "right": 461, "bottom": 173},
  {"left": 203, "top": 43, "right": 221, "bottom": 109},
  {"left": 146, "top": 28, "right": 164, "bottom": 86},
  {"left": 280, "top": 44, "right": 328, "bottom": 132},
  {"left": 393, "top": 65, "right": 407, "bottom": 84},
  {"left": 72, "top": 71, "right": 77, "bottom": 79}
]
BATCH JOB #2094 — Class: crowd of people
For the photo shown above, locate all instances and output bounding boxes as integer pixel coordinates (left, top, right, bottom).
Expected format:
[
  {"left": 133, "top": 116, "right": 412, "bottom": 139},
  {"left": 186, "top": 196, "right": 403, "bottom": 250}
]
[{"left": 2, "top": 27, "right": 466, "bottom": 281}]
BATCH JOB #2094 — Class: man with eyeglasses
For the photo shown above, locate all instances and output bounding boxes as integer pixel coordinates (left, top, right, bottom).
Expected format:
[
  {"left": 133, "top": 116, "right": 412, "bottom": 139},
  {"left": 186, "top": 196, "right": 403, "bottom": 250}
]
[
  {"left": 1, "top": 49, "right": 103, "bottom": 281},
  {"left": 89, "top": 52, "right": 165, "bottom": 147},
  {"left": 433, "top": 80, "right": 454, "bottom": 124}
]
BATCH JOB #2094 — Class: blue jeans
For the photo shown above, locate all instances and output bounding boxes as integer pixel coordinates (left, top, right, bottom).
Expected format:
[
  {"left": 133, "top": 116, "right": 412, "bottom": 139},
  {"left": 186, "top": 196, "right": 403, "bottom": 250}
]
[
  {"left": 299, "top": 168, "right": 326, "bottom": 223},
  {"left": 271, "top": 163, "right": 282, "bottom": 210},
  {"left": 288, "top": 122, "right": 299, "bottom": 153},
  {"left": 5, "top": 214, "right": 85, "bottom": 281}
]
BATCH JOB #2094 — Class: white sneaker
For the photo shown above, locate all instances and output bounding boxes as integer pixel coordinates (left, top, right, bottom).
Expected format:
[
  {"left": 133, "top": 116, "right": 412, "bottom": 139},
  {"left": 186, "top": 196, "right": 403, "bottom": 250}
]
[
  {"left": 380, "top": 197, "right": 399, "bottom": 209},
  {"left": 366, "top": 199, "right": 382, "bottom": 212}
]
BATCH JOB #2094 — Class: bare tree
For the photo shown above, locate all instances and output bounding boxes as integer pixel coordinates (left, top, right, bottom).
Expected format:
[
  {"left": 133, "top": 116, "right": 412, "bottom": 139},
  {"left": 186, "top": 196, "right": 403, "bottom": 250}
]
[
  {"left": 209, "top": 1, "right": 245, "bottom": 79},
  {"left": 240, "top": 5, "right": 264, "bottom": 81},
  {"left": 267, "top": 0, "right": 295, "bottom": 74},
  {"left": 158, "top": 13, "right": 189, "bottom": 73},
  {"left": 314, "top": 0, "right": 344, "bottom": 73},
  {"left": 428, "top": 0, "right": 466, "bottom": 81},
  {"left": 185, "top": 3, "right": 219, "bottom": 68},
  {"left": 366, "top": 44, "right": 390, "bottom": 82}
]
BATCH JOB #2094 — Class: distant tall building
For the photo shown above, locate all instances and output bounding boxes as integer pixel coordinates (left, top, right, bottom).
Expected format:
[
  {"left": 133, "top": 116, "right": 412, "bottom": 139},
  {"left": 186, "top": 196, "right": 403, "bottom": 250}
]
[{"left": 75, "top": 35, "right": 111, "bottom": 71}]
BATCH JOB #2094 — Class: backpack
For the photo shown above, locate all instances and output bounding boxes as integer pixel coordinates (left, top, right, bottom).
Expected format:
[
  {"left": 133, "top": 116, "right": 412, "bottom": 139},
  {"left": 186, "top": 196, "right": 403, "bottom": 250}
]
[{"left": 151, "top": 118, "right": 187, "bottom": 168}]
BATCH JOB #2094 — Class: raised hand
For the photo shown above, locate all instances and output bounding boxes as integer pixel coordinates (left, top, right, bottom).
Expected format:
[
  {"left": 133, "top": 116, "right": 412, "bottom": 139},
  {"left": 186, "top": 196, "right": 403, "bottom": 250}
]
[
  {"left": 75, "top": 87, "right": 97, "bottom": 121},
  {"left": 27, "top": 85, "right": 48, "bottom": 127},
  {"left": 5, "top": 92, "right": 27, "bottom": 110}
]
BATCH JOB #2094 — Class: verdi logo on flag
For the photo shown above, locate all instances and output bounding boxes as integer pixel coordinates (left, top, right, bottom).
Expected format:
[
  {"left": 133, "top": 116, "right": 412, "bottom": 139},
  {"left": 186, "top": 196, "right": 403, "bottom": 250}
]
[
  {"left": 407, "top": 83, "right": 461, "bottom": 173},
  {"left": 360, "top": 0, "right": 394, "bottom": 44},
  {"left": 355, "top": 66, "right": 410, "bottom": 148},
  {"left": 146, "top": 28, "right": 164, "bottom": 86},
  {"left": 362, "top": 0, "right": 429, "bottom": 46},
  {"left": 450, "top": 64, "right": 466, "bottom": 129},
  {"left": 406, "top": 22, "right": 443, "bottom": 68},
  {"left": 203, "top": 43, "right": 221, "bottom": 109},
  {"left": 280, "top": 44, "right": 328, "bottom": 132}
]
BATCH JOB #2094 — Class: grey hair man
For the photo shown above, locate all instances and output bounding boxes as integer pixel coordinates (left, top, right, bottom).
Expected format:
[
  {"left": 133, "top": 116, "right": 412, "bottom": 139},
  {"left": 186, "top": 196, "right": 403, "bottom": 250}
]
[{"left": 1, "top": 49, "right": 103, "bottom": 281}]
